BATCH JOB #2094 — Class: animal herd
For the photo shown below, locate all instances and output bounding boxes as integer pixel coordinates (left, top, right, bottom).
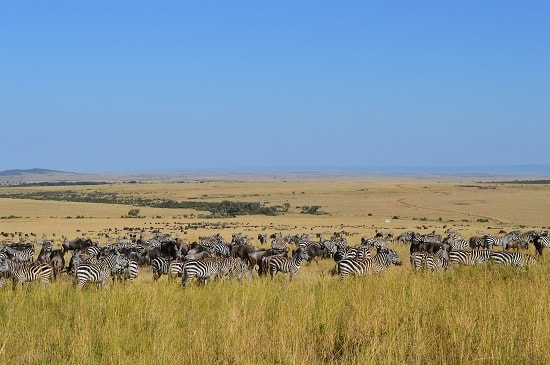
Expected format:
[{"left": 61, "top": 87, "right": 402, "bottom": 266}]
[{"left": 0, "top": 227, "right": 548, "bottom": 289}]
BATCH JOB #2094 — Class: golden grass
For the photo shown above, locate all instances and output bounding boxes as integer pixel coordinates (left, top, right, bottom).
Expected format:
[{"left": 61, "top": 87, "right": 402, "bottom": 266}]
[{"left": 0, "top": 179, "right": 550, "bottom": 364}]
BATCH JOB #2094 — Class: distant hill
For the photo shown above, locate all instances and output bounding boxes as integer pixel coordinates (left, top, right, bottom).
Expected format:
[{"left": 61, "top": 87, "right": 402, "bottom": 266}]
[{"left": 0, "top": 168, "right": 71, "bottom": 176}]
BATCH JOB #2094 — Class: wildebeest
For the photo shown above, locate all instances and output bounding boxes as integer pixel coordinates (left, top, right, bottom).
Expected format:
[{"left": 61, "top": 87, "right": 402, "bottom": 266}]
[
  {"left": 49, "top": 249, "right": 65, "bottom": 279},
  {"left": 504, "top": 239, "right": 528, "bottom": 252},
  {"left": 62, "top": 237, "right": 97, "bottom": 253}
]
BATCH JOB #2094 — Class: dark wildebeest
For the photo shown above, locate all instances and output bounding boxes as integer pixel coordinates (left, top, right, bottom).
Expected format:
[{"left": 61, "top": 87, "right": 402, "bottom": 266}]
[
  {"left": 49, "top": 249, "right": 65, "bottom": 280},
  {"left": 62, "top": 237, "right": 97, "bottom": 253},
  {"left": 160, "top": 239, "right": 186, "bottom": 260},
  {"left": 294, "top": 243, "right": 328, "bottom": 264},
  {"left": 504, "top": 239, "right": 528, "bottom": 252},
  {"left": 231, "top": 244, "right": 260, "bottom": 265},
  {"left": 37, "top": 241, "right": 54, "bottom": 262}
]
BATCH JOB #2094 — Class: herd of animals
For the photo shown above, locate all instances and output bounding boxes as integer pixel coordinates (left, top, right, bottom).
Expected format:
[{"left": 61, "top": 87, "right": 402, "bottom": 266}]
[{"left": 0, "top": 227, "right": 549, "bottom": 289}]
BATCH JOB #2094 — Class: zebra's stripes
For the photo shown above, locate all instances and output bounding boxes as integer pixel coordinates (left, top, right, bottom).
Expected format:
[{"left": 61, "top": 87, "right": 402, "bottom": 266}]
[
  {"left": 168, "top": 261, "right": 185, "bottom": 281},
  {"left": 200, "top": 235, "right": 231, "bottom": 257},
  {"left": 336, "top": 249, "right": 401, "bottom": 280},
  {"left": 182, "top": 259, "right": 220, "bottom": 287},
  {"left": 444, "top": 232, "right": 469, "bottom": 251},
  {"left": 75, "top": 254, "right": 127, "bottom": 289},
  {"left": 449, "top": 250, "right": 492, "bottom": 266},
  {"left": 489, "top": 251, "right": 537, "bottom": 267},
  {"left": 482, "top": 232, "right": 519, "bottom": 250},
  {"left": 151, "top": 257, "right": 170, "bottom": 280},
  {"left": 534, "top": 235, "right": 550, "bottom": 255},
  {"left": 116, "top": 259, "right": 138, "bottom": 282},
  {"left": 0, "top": 259, "right": 53, "bottom": 287},
  {"left": 1, "top": 246, "right": 34, "bottom": 263},
  {"left": 264, "top": 247, "right": 309, "bottom": 280},
  {"left": 410, "top": 249, "right": 449, "bottom": 272}
]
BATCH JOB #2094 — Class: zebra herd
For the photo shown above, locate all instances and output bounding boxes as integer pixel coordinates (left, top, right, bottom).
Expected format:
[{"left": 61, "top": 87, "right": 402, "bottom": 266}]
[
  {"left": 0, "top": 227, "right": 548, "bottom": 289},
  {"left": 400, "top": 229, "right": 545, "bottom": 272}
]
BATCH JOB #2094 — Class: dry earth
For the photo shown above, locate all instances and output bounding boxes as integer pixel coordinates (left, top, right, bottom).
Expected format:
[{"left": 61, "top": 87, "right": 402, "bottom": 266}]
[{"left": 1, "top": 172, "right": 548, "bottom": 246}]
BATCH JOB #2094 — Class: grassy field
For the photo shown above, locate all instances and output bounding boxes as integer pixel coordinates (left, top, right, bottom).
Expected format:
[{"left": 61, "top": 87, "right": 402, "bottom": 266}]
[{"left": 0, "top": 178, "right": 549, "bottom": 364}]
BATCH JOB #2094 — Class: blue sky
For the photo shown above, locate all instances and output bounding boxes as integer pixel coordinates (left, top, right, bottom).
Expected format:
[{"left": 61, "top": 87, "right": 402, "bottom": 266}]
[{"left": 1, "top": 1, "right": 549, "bottom": 173}]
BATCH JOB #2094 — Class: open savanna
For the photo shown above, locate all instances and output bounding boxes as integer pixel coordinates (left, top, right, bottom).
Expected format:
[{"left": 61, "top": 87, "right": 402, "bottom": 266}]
[{"left": 1, "top": 177, "right": 550, "bottom": 364}]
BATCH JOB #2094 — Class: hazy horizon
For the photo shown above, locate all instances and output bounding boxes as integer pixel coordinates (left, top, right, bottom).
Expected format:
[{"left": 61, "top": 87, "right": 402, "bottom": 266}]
[{"left": 3, "top": 164, "right": 550, "bottom": 177}]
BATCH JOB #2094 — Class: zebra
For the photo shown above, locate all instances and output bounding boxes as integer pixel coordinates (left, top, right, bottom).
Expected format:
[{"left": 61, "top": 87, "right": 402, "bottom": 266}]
[
  {"left": 203, "top": 241, "right": 231, "bottom": 257},
  {"left": 449, "top": 250, "right": 492, "bottom": 266},
  {"left": 116, "top": 259, "right": 138, "bottom": 282},
  {"left": 0, "top": 259, "right": 53, "bottom": 288},
  {"left": 362, "top": 236, "right": 390, "bottom": 250},
  {"left": 533, "top": 235, "right": 550, "bottom": 255},
  {"left": 489, "top": 251, "right": 537, "bottom": 267},
  {"left": 321, "top": 239, "right": 345, "bottom": 257},
  {"left": 75, "top": 254, "right": 127, "bottom": 289},
  {"left": 181, "top": 259, "right": 220, "bottom": 287},
  {"left": 482, "top": 232, "right": 519, "bottom": 250},
  {"left": 270, "top": 238, "right": 289, "bottom": 252},
  {"left": 265, "top": 247, "right": 310, "bottom": 280},
  {"left": 87, "top": 245, "right": 101, "bottom": 258},
  {"left": 469, "top": 236, "right": 486, "bottom": 250},
  {"left": 333, "top": 245, "right": 371, "bottom": 263},
  {"left": 168, "top": 260, "right": 185, "bottom": 281},
  {"left": 396, "top": 231, "right": 415, "bottom": 244},
  {"left": 1, "top": 245, "right": 34, "bottom": 263},
  {"left": 517, "top": 231, "right": 537, "bottom": 247},
  {"left": 410, "top": 249, "right": 449, "bottom": 272},
  {"left": 336, "top": 248, "right": 402, "bottom": 281},
  {"left": 443, "top": 232, "right": 469, "bottom": 251},
  {"left": 151, "top": 257, "right": 170, "bottom": 280}
]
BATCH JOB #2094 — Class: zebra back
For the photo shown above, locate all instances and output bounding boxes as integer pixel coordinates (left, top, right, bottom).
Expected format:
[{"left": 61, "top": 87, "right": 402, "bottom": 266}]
[{"left": 490, "top": 251, "right": 537, "bottom": 267}]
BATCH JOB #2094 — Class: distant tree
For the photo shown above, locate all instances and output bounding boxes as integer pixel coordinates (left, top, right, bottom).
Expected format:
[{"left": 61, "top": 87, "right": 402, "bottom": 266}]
[{"left": 127, "top": 208, "right": 140, "bottom": 218}]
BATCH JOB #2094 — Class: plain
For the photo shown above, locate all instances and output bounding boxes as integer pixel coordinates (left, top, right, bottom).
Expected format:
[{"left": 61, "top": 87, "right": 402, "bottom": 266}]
[{"left": 0, "top": 178, "right": 549, "bottom": 364}]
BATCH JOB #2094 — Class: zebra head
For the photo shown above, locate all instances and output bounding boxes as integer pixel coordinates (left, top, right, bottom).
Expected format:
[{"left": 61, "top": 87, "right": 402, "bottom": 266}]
[
  {"left": 0, "top": 258, "right": 10, "bottom": 273},
  {"left": 379, "top": 249, "right": 402, "bottom": 266},
  {"left": 295, "top": 247, "right": 310, "bottom": 262}
]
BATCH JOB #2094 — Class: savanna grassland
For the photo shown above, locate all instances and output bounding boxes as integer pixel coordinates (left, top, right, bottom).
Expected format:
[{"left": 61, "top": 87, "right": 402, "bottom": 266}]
[{"left": 1, "top": 176, "right": 550, "bottom": 364}]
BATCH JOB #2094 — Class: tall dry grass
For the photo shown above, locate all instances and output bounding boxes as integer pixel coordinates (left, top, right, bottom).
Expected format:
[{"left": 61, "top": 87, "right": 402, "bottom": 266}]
[{"left": 1, "top": 255, "right": 549, "bottom": 364}]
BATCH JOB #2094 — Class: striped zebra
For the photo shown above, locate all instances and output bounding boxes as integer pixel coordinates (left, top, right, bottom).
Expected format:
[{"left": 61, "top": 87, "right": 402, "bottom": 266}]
[
  {"left": 336, "top": 248, "right": 401, "bottom": 281},
  {"left": 469, "top": 236, "right": 486, "bottom": 250},
  {"left": 116, "top": 259, "right": 138, "bottom": 282},
  {"left": 534, "top": 235, "right": 550, "bottom": 255},
  {"left": 482, "top": 232, "right": 519, "bottom": 250},
  {"left": 449, "top": 250, "right": 492, "bottom": 266},
  {"left": 410, "top": 248, "right": 449, "bottom": 272},
  {"left": 396, "top": 231, "right": 415, "bottom": 244},
  {"left": 321, "top": 239, "right": 346, "bottom": 257},
  {"left": 181, "top": 259, "right": 220, "bottom": 287},
  {"left": 264, "top": 247, "right": 310, "bottom": 280},
  {"left": 1, "top": 245, "right": 34, "bottom": 263},
  {"left": 443, "top": 232, "right": 469, "bottom": 251},
  {"left": 75, "top": 254, "right": 127, "bottom": 289},
  {"left": 270, "top": 237, "right": 289, "bottom": 252},
  {"left": 151, "top": 257, "right": 170, "bottom": 280},
  {"left": 0, "top": 259, "right": 53, "bottom": 288},
  {"left": 333, "top": 245, "right": 371, "bottom": 263},
  {"left": 168, "top": 260, "right": 185, "bottom": 281},
  {"left": 200, "top": 235, "right": 231, "bottom": 257},
  {"left": 517, "top": 231, "right": 537, "bottom": 246},
  {"left": 233, "top": 257, "right": 252, "bottom": 280},
  {"left": 489, "top": 251, "right": 537, "bottom": 267},
  {"left": 87, "top": 245, "right": 101, "bottom": 258}
]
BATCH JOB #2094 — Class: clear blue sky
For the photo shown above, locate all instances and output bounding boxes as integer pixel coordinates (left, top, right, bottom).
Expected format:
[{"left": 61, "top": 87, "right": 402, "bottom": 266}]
[{"left": 1, "top": 1, "right": 549, "bottom": 173}]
